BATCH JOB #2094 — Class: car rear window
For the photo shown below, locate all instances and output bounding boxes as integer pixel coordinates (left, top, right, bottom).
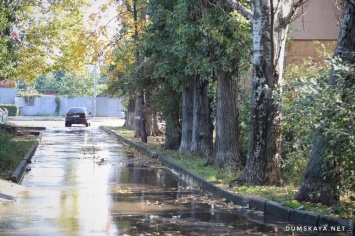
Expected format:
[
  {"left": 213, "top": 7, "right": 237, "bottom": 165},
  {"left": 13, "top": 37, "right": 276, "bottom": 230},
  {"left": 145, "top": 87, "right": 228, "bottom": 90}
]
[{"left": 68, "top": 107, "right": 86, "bottom": 114}]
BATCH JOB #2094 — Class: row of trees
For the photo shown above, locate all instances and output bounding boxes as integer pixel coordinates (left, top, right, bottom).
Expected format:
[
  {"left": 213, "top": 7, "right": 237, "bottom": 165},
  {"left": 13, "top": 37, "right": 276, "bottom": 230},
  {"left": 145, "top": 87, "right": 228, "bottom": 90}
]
[
  {"left": 106, "top": 0, "right": 306, "bottom": 184},
  {"left": 17, "top": 70, "right": 108, "bottom": 97},
  {"left": 0, "top": 0, "right": 19, "bottom": 80},
  {"left": 1, "top": 0, "right": 353, "bottom": 206},
  {"left": 104, "top": 0, "right": 354, "bottom": 206},
  {"left": 0, "top": 0, "right": 105, "bottom": 82}
]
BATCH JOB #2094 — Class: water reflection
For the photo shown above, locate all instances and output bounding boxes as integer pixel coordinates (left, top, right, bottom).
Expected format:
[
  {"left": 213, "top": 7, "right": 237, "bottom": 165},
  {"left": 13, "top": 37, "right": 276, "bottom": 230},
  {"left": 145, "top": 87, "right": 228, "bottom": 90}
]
[{"left": 0, "top": 128, "right": 297, "bottom": 235}]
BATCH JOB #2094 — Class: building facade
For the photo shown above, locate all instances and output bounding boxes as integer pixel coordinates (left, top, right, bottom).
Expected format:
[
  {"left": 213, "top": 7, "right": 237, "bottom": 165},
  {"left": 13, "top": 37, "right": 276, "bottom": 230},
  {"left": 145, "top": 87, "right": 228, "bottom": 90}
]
[{"left": 286, "top": 0, "right": 341, "bottom": 65}]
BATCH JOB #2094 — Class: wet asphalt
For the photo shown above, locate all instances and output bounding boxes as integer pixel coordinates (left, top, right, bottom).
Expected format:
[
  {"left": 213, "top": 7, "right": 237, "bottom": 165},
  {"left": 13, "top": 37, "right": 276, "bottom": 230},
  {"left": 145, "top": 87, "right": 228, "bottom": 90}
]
[{"left": 0, "top": 118, "right": 295, "bottom": 235}]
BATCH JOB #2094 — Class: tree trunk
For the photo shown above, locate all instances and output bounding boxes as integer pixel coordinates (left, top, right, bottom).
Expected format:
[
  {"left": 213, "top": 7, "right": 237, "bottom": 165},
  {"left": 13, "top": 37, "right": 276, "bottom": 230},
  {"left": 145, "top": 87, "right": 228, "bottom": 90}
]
[
  {"left": 295, "top": 1, "right": 355, "bottom": 205},
  {"left": 238, "top": 0, "right": 292, "bottom": 185},
  {"left": 164, "top": 88, "right": 181, "bottom": 150},
  {"left": 179, "top": 85, "right": 194, "bottom": 154},
  {"left": 206, "top": 70, "right": 242, "bottom": 169},
  {"left": 124, "top": 96, "right": 135, "bottom": 129},
  {"left": 294, "top": 132, "right": 340, "bottom": 205},
  {"left": 190, "top": 75, "right": 213, "bottom": 157},
  {"left": 134, "top": 90, "right": 147, "bottom": 142},
  {"left": 145, "top": 105, "right": 153, "bottom": 136},
  {"left": 152, "top": 109, "right": 163, "bottom": 136}
]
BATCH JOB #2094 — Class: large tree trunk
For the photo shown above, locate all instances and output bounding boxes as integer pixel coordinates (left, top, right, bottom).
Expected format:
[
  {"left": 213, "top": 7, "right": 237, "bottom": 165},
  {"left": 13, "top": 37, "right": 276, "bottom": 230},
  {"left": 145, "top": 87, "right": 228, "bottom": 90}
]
[
  {"left": 163, "top": 88, "right": 181, "bottom": 150},
  {"left": 295, "top": 1, "right": 355, "bottom": 205},
  {"left": 238, "top": 0, "right": 293, "bottom": 185},
  {"left": 134, "top": 91, "right": 147, "bottom": 142},
  {"left": 206, "top": 70, "right": 242, "bottom": 169},
  {"left": 124, "top": 96, "right": 135, "bottom": 129},
  {"left": 179, "top": 85, "right": 194, "bottom": 154},
  {"left": 294, "top": 132, "right": 340, "bottom": 205},
  {"left": 144, "top": 92, "right": 162, "bottom": 136},
  {"left": 190, "top": 75, "right": 213, "bottom": 157},
  {"left": 145, "top": 104, "right": 153, "bottom": 136},
  {"left": 144, "top": 92, "right": 153, "bottom": 136}
]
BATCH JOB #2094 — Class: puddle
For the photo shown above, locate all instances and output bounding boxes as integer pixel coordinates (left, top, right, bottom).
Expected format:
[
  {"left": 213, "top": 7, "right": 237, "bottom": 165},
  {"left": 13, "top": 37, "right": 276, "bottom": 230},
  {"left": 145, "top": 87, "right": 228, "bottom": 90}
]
[{"left": 0, "top": 128, "right": 315, "bottom": 235}]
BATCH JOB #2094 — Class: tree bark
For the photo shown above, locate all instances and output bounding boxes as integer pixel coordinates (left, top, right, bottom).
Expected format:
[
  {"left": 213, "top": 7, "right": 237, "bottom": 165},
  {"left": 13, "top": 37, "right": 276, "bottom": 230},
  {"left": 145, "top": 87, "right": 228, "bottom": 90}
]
[
  {"left": 238, "top": 0, "right": 293, "bottom": 185},
  {"left": 145, "top": 104, "right": 153, "bottom": 136},
  {"left": 190, "top": 75, "right": 213, "bottom": 157},
  {"left": 124, "top": 96, "right": 135, "bottom": 129},
  {"left": 152, "top": 109, "right": 163, "bottom": 136},
  {"left": 206, "top": 70, "right": 242, "bottom": 169},
  {"left": 179, "top": 85, "right": 194, "bottom": 154},
  {"left": 294, "top": 132, "right": 340, "bottom": 205},
  {"left": 134, "top": 90, "right": 147, "bottom": 142},
  {"left": 164, "top": 88, "right": 181, "bottom": 150},
  {"left": 295, "top": 1, "right": 355, "bottom": 205}
]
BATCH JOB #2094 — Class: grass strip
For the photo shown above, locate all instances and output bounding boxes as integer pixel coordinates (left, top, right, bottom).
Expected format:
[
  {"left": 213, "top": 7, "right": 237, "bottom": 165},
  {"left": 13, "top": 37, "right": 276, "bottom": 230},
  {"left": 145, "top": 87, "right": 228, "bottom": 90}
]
[
  {"left": 106, "top": 125, "right": 354, "bottom": 219},
  {"left": 0, "top": 130, "right": 36, "bottom": 179}
]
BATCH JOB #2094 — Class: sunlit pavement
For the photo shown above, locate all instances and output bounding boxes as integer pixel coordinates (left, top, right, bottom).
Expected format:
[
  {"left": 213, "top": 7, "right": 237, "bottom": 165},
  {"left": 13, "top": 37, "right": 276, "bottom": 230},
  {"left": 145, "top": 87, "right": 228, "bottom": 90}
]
[
  {"left": 0, "top": 118, "right": 291, "bottom": 235},
  {"left": 8, "top": 116, "right": 125, "bottom": 129}
]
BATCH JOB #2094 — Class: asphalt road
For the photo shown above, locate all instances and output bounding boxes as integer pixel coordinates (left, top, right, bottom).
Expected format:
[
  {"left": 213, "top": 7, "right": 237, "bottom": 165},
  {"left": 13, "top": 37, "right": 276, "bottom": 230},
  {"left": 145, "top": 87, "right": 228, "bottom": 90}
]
[
  {"left": 8, "top": 116, "right": 125, "bottom": 129},
  {"left": 0, "top": 117, "right": 291, "bottom": 235}
]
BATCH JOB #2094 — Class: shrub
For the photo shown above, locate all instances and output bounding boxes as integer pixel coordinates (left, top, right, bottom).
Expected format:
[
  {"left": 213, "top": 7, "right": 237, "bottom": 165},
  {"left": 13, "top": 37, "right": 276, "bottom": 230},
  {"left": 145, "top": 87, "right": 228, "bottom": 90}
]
[
  {"left": 281, "top": 45, "right": 355, "bottom": 194},
  {"left": 0, "top": 104, "right": 19, "bottom": 116}
]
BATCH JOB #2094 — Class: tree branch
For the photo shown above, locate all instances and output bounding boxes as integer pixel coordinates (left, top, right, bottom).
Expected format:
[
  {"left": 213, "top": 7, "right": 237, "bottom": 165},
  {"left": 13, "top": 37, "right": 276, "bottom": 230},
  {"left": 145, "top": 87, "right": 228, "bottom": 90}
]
[
  {"left": 282, "top": 0, "right": 310, "bottom": 27},
  {"left": 225, "top": 0, "right": 253, "bottom": 21},
  {"left": 347, "top": 0, "right": 355, "bottom": 8}
]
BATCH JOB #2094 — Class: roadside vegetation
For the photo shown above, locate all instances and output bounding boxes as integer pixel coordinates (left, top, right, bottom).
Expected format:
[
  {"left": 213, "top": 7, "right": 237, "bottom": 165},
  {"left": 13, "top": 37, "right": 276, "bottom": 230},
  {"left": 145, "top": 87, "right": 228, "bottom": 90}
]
[
  {"left": 0, "top": 130, "right": 36, "bottom": 179},
  {"left": 106, "top": 53, "right": 355, "bottom": 220},
  {"left": 1, "top": 0, "right": 354, "bottom": 223}
]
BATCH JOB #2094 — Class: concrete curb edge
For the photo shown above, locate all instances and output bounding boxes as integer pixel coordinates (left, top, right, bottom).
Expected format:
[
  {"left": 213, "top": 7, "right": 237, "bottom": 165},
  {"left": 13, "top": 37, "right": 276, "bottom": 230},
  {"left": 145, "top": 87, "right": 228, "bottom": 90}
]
[
  {"left": 101, "top": 127, "right": 355, "bottom": 234},
  {"left": 10, "top": 132, "right": 43, "bottom": 183}
]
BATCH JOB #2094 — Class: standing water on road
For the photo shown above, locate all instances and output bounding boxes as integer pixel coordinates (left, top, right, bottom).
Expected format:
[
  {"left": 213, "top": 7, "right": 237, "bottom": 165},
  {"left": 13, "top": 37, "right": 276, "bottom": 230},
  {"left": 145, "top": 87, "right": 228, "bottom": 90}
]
[{"left": 0, "top": 127, "right": 293, "bottom": 235}]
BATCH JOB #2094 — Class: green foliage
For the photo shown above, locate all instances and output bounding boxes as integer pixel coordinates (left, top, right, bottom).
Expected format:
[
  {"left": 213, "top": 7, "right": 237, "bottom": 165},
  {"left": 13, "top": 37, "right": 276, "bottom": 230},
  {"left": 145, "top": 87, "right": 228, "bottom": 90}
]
[
  {"left": 0, "top": 104, "right": 19, "bottom": 116},
  {"left": 17, "top": 86, "right": 41, "bottom": 100},
  {"left": 108, "top": 126, "right": 354, "bottom": 218},
  {"left": 169, "top": 152, "right": 240, "bottom": 186},
  {"left": 0, "top": 1, "right": 20, "bottom": 80},
  {"left": 238, "top": 83, "right": 252, "bottom": 160},
  {"left": 323, "top": 57, "right": 355, "bottom": 193},
  {"left": 0, "top": 131, "right": 35, "bottom": 178},
  {"left": 281, "top": 46, "right": 355, "bottom": 192},
  {"left": 15, "top": 0, "right": 90, "bottom": 81},
  {"left": 19, "top": 71, "right": 107, "bottom": 97}
]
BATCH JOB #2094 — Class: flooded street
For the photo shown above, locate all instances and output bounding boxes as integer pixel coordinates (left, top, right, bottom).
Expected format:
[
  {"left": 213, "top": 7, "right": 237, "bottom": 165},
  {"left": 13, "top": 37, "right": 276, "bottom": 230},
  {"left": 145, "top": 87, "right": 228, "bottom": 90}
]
[{"left": 0, "top": 123, "right": 292, "bottom": 235}]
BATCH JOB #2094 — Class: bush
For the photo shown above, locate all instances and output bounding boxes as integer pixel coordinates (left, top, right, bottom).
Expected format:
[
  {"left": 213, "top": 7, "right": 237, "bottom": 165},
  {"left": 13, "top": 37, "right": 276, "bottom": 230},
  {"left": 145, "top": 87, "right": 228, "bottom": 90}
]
[
  {"left": 281, "top": 56, "right": 331, "bottom": 184},
  {"left": 281, "top": 45, "right": 355, "bottom": 194},
  {"left": 0, "top": 104, "right": 19, "bottom": 116}
]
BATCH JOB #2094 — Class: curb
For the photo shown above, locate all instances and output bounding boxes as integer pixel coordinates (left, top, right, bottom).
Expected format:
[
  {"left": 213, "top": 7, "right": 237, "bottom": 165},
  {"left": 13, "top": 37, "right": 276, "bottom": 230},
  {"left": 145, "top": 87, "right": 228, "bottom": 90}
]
[
  {"left": 101, "top": 127, "right": 355, "bottom": 234},
  {"left": 10, "top": 132, "right": 43, "bottom": 183}
]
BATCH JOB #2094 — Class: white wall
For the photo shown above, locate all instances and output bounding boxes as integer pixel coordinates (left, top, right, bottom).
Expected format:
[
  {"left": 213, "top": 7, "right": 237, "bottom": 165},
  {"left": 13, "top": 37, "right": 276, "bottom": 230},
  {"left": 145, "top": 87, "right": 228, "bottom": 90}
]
[
  {"left": 16, "top": 96, "right": 125, "bottom": 117},
  {"left": 0, "top": 88, "right": 18, "bottom": 104}
]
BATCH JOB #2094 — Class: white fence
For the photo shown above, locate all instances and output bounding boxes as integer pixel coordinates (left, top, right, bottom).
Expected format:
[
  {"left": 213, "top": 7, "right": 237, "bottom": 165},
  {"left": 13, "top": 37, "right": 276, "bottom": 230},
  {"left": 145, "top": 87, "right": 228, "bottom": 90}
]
[{"left": 14, "top": 96, "right": 125, "bottom": 117}]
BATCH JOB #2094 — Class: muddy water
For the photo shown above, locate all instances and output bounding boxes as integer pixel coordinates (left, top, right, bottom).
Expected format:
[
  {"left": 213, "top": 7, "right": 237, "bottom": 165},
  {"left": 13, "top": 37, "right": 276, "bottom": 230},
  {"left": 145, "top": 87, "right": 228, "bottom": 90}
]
[{"left": 0, "top": 128, "right": 292, "bottom": 235}]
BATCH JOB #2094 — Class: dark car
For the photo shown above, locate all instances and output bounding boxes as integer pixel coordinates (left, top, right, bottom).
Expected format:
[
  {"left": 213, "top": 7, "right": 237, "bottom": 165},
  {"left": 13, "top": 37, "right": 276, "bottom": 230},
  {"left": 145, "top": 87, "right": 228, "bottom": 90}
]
[{"left": 65, "top": 107, "right": 91, "bottom": 127}]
